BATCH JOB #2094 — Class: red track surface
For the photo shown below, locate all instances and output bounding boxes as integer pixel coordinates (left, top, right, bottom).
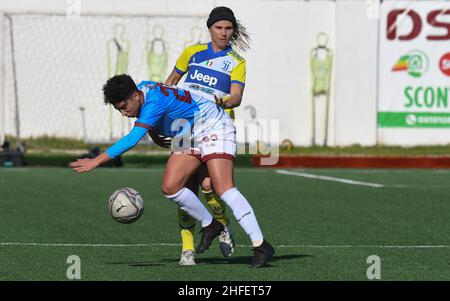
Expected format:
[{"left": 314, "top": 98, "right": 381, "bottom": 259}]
[{"left": 252, "top": 155, "right": 450, "bottom": 168}]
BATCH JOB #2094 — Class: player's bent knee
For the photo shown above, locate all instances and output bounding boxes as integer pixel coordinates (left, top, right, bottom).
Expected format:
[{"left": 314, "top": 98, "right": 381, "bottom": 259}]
[
  {"left": 210, "top": 182, "right": 234, "bottom": 198},
  {"left": 161, "top": 182, "right": 183, "bottom": 196}
]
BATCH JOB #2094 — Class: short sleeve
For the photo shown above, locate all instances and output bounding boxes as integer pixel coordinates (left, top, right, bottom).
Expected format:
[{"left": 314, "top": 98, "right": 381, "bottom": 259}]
[
  {"left": 135, "top": 93, "right": 167, "bottom": 131},
  {"left": 230, "top": 59, "right": 246, "bottom": 87},
  {"left": 175, "top": 46, "right": 194, "bottom": 74}
]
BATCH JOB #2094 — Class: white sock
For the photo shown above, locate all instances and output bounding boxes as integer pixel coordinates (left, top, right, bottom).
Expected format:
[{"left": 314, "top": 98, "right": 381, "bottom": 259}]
[
  {"left": 221, "top": 187, "right": 264, "bottom": 242},
  {"left": 252, "top": 240, "right": 264, "bottom": 248},
  {"left": 165, "top": 188, "right": 213, "bottom": 228}
]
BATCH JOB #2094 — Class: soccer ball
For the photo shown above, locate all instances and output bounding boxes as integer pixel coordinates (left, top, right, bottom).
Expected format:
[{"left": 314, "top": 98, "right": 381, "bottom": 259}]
[{"left": 108, "top": 187, "right": 144, "bottom": 224}]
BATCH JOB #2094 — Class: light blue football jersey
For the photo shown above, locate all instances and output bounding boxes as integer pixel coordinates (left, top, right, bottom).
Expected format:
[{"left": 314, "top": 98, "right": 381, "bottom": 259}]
[
  {"left": 105, "top": 80, "right": 232, "bottom": 159},
  {"left": 134, "top": 81, "right": 226, "bottom": 138}
]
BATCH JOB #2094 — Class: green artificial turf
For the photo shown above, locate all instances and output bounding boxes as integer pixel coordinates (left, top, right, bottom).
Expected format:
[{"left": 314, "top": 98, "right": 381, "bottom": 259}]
[{"left": 1, "top": 167, "right": 449, "bottom": 280}]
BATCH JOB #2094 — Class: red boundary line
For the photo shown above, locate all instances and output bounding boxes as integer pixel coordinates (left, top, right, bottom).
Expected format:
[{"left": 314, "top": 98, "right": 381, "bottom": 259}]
[{"left": 251, "top": 155, "right": 450, "bottom": 168}]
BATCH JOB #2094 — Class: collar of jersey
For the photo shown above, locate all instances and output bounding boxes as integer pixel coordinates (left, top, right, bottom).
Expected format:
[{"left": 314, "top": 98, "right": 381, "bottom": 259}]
[{"left": 207, "top": 42, "right": 232, "bottom": 58}]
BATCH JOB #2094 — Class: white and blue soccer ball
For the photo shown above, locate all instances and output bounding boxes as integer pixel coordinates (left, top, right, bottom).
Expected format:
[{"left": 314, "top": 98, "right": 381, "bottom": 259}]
[{"left": 108, "top": 187, "right": 144, "bottom": 224}]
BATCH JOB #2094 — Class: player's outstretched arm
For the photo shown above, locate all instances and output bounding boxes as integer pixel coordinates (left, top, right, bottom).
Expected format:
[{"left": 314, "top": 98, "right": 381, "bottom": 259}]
[
  {"left": 69, "top": 126, "right": 148, "bottom": 173},
  {"left": 69, "top": 152, "right": 111, "bottom": 173}
]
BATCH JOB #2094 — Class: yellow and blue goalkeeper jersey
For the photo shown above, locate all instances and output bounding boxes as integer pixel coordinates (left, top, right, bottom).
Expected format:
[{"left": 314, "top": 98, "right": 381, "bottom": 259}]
[{"left": 174, "top": 42, "right": 246, "bottom": 118}]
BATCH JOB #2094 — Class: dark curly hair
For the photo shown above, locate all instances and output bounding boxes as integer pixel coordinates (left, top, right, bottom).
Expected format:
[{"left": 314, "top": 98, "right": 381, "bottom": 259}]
[{"left": 103, "top": 74, "right": 138, "bottom": 105}]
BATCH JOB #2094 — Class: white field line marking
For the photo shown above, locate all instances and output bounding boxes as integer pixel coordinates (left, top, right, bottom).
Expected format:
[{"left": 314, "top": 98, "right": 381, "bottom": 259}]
[
  {"left": 275, "top": 245, "right": 450, "bottom": 249},
  {"left": 432, "top": 170, "right": 450, "bottom": 174},
  {"left": 276, "top": 170, "right": 384, "bottom": 188},
  {"left": 0, "top": 242, "right": 449, "bottom": 248},
  {"left": 390, "top": 184, "right": 450, "bottom": 188},
  {"left": 336, "top": 169, "right": 450, "bottom": 174}
]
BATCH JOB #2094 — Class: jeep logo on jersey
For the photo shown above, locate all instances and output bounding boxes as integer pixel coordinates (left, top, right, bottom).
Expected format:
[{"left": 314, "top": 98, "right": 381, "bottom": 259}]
[{"left": 189, "top": 70, "right": 218, "bottom": 87}]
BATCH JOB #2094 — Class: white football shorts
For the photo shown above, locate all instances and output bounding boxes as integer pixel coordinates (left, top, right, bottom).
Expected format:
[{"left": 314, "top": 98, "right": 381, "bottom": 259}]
[{"left": 172, "top": 112, "right": 237, "bottom": 163}]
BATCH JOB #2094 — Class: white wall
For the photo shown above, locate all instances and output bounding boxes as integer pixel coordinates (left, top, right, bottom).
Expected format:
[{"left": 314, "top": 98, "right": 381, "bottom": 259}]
[
  {"left": 4, "top": 0, "right": 442, "bottom": 147},
  {"left": 0, "top": 13, "right": 4, "bottom": 145},
  {"left": 221, "top": 0, "right": 336, "bottom": 146},
  {"left": 0, "top": 0, "right": 213, "bottom": 16},
  {"left": 334, "top": 0, "right": 379, "bottom": 146}
]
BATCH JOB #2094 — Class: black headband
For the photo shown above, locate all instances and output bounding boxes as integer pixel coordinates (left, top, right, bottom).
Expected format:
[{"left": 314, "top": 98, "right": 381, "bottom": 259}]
[{"left": 207, "top": 9, "right": 237, "bottom": 28}]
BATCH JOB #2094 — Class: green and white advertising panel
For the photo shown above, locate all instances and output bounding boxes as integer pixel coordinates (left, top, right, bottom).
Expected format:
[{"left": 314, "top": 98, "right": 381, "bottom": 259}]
[{"left": 378, "top": 1, "right": 450, "bottom": 130}]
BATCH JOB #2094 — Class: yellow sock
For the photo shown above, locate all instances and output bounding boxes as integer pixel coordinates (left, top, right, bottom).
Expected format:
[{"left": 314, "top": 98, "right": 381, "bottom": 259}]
[
  {"left": 178, "top": 208, "right": 195, "bottom": 252},
  {"left": 203, "top": 190, "right": 228, "bottom": 225}
]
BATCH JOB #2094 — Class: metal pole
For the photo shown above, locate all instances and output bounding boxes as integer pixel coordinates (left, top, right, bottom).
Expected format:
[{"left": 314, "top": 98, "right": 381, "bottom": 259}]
[
  {"left": 311, "top": 92, "right": 316, "bottom": 146},
  {"left": 79, "top": 106, "right": 87, "bottom": 142},
  {"left": 6, "top": 14, "right": 20, "bottom": 149},
  {"left": 324, "top": 92, "right": 330, "bottom": 147}
]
